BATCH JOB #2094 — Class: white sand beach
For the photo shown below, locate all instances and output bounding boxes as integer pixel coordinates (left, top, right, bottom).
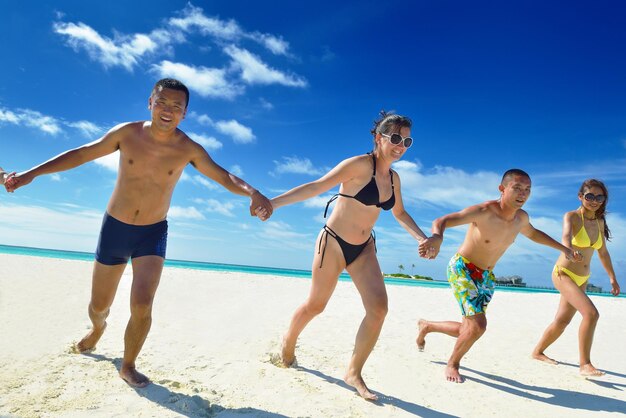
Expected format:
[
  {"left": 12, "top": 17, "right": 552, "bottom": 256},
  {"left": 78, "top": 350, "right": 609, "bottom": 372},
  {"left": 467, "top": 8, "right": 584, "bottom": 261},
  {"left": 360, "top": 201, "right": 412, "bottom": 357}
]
[{"left": 0, "top": 253, "right": 625, "bottom": 417}]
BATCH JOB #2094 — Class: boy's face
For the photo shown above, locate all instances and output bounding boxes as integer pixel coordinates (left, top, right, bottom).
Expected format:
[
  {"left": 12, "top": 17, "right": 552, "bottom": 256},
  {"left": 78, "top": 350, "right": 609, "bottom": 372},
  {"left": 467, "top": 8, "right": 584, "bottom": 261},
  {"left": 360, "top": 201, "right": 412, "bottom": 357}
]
[
  {"left": 148, "top": 87, "right": 187, "bottom": 131},
  {"left": 499, "top": 175, "right": 531, "bottom": 209}
]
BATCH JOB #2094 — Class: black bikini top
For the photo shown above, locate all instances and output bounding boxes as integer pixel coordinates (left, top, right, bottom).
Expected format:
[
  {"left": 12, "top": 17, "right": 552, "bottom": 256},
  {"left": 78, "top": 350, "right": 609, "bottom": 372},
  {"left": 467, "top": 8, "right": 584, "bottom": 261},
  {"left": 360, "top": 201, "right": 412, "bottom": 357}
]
[{"left": 324, "top": 153, "right": 395, "bottom": 217}]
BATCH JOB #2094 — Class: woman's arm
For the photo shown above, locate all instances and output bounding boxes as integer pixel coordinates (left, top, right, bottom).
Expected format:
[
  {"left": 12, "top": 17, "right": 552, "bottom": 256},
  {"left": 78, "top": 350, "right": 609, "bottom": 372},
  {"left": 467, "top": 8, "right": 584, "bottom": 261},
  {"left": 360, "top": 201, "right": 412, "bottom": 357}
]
[
  {"left": 390, "top": 172, "right": 429, "bottom": 243},
  {"left": 271, "top": 156, "right": 362, "bottom": 209},
  {"left": 596, "top": 226, "right": 620, "bottom": 296}
]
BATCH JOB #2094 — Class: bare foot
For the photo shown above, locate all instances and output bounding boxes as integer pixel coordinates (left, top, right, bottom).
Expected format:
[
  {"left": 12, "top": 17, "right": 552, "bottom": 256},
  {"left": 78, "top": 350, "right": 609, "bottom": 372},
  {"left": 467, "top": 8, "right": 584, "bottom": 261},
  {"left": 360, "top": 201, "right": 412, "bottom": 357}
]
[
  {"left": 75, "top": 323, "right": 107, "bottom": 353},
  {"left": 580, "top": 363, "right": 605, "bottom": 377},
  {"left": 120, "top": 366, "right": 150, "bottom": 388},
  {"left": 344, "top": 373, "right": 378, "bottom": 401},
  {"left": 531, "top": 352, "right": 558, "bottom": 365},
  {"left": 416, "top": 319, "right": 428, "bottom": 351},
  {"left": 445, "top": 365, "right": 465, "bottom": 383},
  {"left": 281, "top": 337, "right": 296, "bottom": 367}
]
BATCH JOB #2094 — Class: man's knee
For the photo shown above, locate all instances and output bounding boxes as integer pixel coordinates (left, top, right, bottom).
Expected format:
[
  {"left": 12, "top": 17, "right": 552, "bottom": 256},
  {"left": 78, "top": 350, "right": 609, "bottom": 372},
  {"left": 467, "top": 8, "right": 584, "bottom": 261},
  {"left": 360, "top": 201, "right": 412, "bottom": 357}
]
[
  {"left": 89, "top": 301, "right": 111, "bottom": 316},
  {"left": 466, "top": 317, "right": 487, "bottom": 338},
  {"left": 130, "top": 302, "right": 153, "bottom": 319}
]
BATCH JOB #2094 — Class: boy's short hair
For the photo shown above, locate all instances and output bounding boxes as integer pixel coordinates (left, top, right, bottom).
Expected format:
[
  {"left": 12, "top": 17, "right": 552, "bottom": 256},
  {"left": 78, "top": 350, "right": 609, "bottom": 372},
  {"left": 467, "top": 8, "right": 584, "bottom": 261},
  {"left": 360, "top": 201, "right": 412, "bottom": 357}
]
[
  {"left": 501, "top": 168, "right": 530, "bottom": 185},
  {"left": 153, "top": 78, "right": 190, "bottom": 108}
]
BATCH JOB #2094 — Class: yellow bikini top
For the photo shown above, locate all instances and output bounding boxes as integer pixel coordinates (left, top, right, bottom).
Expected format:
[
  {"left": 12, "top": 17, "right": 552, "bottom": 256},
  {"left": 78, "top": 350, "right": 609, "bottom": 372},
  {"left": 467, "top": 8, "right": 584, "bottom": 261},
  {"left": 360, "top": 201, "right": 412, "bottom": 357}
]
[{"left": 571, "top": 210, "right": 603, "bottom": 250}]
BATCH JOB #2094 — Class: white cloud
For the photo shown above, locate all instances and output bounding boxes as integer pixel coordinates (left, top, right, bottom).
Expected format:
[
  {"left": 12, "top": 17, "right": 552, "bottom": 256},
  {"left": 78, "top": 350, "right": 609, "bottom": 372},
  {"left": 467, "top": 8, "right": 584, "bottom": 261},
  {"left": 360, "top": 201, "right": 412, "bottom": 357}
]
[
  {"left": 302, "top": 194, "right": 335, "bottom": 209},
  {"left": 0, "top": 106, "right": 102, "bottom": 138},
  {"left": 168, "top": 5, "right": 242, "bottom": 40},
  {"left": 188, "top": 112, "right": 213, "bottom": 126},
  {"left": 393, "top": 160, "right": 500, "bottom": 209},
  {"left": 66, "top": 120, "right": 103, "bottom": 137},
  {"left": 229, "top": 165, "right": 243, "bottom": 177},
  {"left": 197, "top": 198, "right": 238, "bottom": 217},
  {"left": 189, "top": 114, "right": 256, "bottom": 145},
  {"left": 21, "top": 110, "right": 62, "bottom": 135},
  {"left": 53, "top": 21, "right": 159, "bottom": 71},
  {"left": 251, "top": 33, "right": 289, "bottom": 55},
  {"left": 224, "top": 45, "right": 306, "bottom": 87},
  {"left": 214, "top": 119, "right": 255, "bottom": 143},
  {"left": 151, "top": 60, "right": 242, "bottom": 99},
  {"left": 180, "top": 172, "right": 219, "bottom": 191},
  {"left": 0, "top": 203, "right": 102, "bottom": 251},
  {"left": 168, "top": 5, "right": 291, "bottom": 55},
  {"left": 271, "top": 156, "right": 326, "bottom": 176},
  {"left": 94, "top": 151, "right": 119, "bottom": 172},
  {"left": 0, "top": 108, "right": 20, "bottom": 124},
  {"left": 192, "top": 175, "right": 218, "bottom": 190},
  {"left": 261, "top": 220, "right": 309, "bottom": 240},
  {"left": 188, "top": 132, "right": 222, "bottom": 151},
  {"left": 168, "top": 206, "right": 205, "bottom": 220},
  {"left": 0, "top": 108, "right": 63, "bottom": 135},
  {"left": 259, "top": 98, "right": 274, "bottom": 110}
]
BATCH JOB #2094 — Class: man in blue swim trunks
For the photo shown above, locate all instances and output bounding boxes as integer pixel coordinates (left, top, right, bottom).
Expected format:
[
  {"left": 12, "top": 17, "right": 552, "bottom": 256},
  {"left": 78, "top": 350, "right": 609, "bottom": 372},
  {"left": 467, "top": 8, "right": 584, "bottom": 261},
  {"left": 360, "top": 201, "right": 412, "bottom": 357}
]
[
  {"left": 416, "top": 169, "right": 581, "bottom": 383},
  {"left": 4, "top": 79, "right": 272, "bottom": 387}
]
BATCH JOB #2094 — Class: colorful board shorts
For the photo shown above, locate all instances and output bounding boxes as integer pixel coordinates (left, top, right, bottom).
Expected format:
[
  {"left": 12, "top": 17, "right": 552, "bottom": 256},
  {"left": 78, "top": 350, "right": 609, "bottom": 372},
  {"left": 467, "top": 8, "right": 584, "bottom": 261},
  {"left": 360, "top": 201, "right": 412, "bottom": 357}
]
[
  {"left": 448, "top": 253, "right": 495, "bottom": 317},
  {"left": 95, "top": 213, "right": 168, "bottom": 265}
]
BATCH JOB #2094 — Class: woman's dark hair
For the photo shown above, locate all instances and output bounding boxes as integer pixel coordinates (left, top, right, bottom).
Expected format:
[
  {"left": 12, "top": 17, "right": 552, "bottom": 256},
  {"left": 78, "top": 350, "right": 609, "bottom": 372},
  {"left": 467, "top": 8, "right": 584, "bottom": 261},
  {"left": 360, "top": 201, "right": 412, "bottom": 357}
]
[
  {"left": 580, "top": 179, "right": 611, "bottom": 241},
  {"left": 370, "top": 110, "right": 412, "bottom": 150}
]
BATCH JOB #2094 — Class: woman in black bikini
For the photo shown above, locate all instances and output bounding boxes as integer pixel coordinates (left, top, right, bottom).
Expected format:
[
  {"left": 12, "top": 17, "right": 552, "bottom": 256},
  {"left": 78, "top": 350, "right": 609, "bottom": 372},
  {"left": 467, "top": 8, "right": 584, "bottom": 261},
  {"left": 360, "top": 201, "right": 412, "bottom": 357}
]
[{"left": 267, "top": 112, "right": 432, "bottom": 400}]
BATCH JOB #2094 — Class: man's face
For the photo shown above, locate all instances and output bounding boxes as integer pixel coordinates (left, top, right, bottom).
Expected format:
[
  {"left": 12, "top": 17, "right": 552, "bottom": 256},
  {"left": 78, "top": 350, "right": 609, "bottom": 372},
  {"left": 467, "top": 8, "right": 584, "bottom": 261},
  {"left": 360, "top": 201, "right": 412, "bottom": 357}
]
[
  {"left": 500, "top": 175, "right": 531, "bottom": 208},
  {"left": 148, "top": 87, "right": 187, "bottom": 130}
]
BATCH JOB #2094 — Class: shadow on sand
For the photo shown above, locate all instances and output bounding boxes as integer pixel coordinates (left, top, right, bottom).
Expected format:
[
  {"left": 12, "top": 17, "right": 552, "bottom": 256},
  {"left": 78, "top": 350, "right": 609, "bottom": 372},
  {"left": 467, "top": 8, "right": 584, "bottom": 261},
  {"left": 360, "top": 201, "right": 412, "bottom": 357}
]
[
  {"left": 555, "top": 360, "right": 626, "bottom": 379},
  {"left": 296, "top": 365, "right": 457, "bottom": 418},
  {"left": 431, "top": 361, "right": 626, "bottom": 414},
  {"left": 82, "top": 352, "right": 289, "bottom": 418},
  {"left": 553, "top": 361, "right": 626, "bottom": 391}
]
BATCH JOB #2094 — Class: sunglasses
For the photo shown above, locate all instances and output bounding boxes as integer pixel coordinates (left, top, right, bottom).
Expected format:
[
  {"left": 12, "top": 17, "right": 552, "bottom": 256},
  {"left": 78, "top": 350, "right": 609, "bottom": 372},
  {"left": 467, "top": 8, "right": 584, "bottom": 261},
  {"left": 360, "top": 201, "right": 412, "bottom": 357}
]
[
  {"left": 583, "top": 193, "right": 606, "bottom": 203},
  {"left": 381, "top": 133, "right": 413, "bottom": 149}
]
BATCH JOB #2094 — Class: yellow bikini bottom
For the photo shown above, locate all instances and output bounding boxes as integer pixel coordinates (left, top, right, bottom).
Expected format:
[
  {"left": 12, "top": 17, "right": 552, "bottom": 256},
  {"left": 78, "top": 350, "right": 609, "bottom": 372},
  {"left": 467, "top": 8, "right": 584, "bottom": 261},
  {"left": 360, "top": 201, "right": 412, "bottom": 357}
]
[{"left": 553, "top": 265, "right": 590, "bottom": 287}]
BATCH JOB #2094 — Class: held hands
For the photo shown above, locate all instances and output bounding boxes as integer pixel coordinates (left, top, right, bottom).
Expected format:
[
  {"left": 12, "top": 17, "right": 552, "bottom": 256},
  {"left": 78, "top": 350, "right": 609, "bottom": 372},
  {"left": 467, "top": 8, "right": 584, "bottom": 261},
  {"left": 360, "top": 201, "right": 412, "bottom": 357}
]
[
  {"left": 418, "top": 235, "right": 442, "bottom": 259},
  {"left": 1, "top": 169, "right": 20, "bottom": 192},
  {"left": 249, "top": 190, "right": 273, "bottom": 221}
]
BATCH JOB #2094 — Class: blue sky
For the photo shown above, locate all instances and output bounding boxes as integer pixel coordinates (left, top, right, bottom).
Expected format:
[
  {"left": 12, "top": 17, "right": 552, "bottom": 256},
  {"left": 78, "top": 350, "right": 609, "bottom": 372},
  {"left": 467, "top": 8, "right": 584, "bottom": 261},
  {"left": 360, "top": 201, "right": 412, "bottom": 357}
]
[{"left": 1, "top": 1, "right": 625, "bottom": 289}]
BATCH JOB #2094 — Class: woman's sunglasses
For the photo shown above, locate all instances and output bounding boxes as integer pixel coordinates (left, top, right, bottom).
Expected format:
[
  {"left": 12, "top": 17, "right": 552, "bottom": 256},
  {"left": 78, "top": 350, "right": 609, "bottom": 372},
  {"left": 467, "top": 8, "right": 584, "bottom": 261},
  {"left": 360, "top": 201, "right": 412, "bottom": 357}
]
[
  {"left": 381, "top": 133, "right": 413, "bottom": 148},
  {"left": 583, "top": 193, "right": 606, "bottom": 203}
]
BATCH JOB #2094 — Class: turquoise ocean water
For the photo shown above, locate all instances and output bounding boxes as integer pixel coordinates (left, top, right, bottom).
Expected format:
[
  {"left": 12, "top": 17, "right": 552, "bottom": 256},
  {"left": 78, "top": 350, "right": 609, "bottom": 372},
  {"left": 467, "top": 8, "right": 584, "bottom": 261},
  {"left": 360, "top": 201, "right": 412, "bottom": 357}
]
[{"left": 0, "top": 244, "right": 621, "bottom": 298}]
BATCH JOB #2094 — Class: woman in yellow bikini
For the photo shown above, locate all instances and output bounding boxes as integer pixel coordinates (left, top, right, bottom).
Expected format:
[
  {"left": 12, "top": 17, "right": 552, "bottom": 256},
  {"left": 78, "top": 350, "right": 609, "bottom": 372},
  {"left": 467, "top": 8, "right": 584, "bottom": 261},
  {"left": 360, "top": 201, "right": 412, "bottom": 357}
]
[{"left": 532, "top": 179, "right": 620, "bottom": 376}]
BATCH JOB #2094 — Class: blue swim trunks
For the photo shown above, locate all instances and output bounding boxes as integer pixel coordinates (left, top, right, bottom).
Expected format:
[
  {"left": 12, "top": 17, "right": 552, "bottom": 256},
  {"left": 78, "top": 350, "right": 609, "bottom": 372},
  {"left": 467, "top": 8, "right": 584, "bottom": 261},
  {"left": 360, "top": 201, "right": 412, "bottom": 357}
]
[
  {"left": 447, "top": 253, "right": 495, "bottom": 317},
  {"left": 95, "top": 213, "right": 168, "bottom": 265}
]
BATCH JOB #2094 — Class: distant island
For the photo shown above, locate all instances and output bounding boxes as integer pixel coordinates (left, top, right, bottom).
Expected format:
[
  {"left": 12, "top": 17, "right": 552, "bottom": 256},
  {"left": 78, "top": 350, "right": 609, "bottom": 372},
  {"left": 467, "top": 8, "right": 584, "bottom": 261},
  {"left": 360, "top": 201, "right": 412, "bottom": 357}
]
[
  {"left": 384, "top": 270, "right": 605, "bottom": 293},
  {"left": 495, "top": 275, "right": 526, "bottom": 287}
]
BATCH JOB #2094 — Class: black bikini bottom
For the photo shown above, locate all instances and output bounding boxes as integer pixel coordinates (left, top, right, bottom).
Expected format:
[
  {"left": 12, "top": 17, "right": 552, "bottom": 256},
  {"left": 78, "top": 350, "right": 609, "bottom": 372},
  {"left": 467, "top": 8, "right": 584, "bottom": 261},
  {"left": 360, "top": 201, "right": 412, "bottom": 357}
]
[{"left": 318, "top": 225, "right": 374, "bottom": 268}]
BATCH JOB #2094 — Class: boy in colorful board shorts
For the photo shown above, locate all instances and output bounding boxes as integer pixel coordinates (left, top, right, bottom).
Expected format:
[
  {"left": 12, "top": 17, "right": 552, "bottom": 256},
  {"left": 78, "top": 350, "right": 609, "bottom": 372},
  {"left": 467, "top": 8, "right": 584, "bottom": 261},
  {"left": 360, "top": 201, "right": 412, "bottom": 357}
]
[{"left": 416, "top": 169, "right": 581, "bottom": 383}]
